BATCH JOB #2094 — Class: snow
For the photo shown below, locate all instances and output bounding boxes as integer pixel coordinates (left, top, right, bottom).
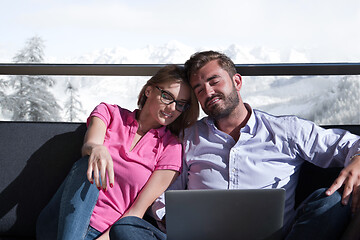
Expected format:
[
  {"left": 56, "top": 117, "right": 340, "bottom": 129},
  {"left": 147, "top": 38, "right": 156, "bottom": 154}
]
[{"left": 1, "top": 41, "right": 359, "bottom": 124}]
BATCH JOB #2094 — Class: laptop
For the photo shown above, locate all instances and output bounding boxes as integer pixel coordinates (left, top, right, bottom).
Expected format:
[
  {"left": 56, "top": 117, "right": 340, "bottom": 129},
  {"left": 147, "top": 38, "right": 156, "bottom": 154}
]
[{"left": 165, "top": 189, "right": 285, "bottom": 240}]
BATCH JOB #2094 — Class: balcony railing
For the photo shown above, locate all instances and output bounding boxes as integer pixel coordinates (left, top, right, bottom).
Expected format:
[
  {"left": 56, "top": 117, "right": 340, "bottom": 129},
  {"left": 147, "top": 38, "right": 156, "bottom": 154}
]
[
  {"left": 1, "top": 62, "right": 359, "bottom": 125},
  {"left": 0, "top": 63, "right": 360, "bottom": 76}
]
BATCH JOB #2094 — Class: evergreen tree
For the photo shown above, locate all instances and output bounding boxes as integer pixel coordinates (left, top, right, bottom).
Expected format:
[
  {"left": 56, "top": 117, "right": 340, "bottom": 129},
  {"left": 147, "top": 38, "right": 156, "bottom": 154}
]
[
  {"left": 64, "top": 79, "right": 85, "bottom": 122},
  {"left": 311, "top": 75, "right": 360, "bottom": 125},
  {"left": 0, "top": 78, "right": 11, "bottom": 114},
  {"left": 7, "top": 36, "right": 62, "bottom": 121},
  {"left": 0, "top": 78, "right": 7, "bottom": 103}
]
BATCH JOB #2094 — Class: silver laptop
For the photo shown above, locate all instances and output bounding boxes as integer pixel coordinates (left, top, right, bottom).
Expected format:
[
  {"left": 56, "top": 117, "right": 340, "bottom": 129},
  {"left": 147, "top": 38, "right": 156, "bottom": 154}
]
[{"left": 165, "top": 189, "right": 285, "bottom": 240}]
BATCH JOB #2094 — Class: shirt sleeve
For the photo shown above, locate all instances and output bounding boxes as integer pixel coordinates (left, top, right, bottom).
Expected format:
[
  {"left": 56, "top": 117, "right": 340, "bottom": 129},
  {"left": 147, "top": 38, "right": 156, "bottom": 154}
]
[
  {"left": 288, "top": 116, "right": 360, "bottom": 167},
  {"left": 86, "top": 102, "right": 117, "bottom": 127},
  {"left": 155, "top": 135, "right": 182, "bottom": 172}
]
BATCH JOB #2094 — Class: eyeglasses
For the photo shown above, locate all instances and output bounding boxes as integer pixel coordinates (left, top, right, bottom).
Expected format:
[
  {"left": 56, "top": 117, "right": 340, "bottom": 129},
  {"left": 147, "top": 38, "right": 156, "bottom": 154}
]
[{"left": 155, "top": 86, "right": 190, "bottom": 112}]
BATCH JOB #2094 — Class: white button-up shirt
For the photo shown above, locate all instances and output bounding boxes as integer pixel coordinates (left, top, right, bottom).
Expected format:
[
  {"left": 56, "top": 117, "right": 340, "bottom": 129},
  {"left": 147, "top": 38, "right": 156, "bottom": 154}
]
[{"left": 152, "top": 106, "right": 360, "bottom": 227}]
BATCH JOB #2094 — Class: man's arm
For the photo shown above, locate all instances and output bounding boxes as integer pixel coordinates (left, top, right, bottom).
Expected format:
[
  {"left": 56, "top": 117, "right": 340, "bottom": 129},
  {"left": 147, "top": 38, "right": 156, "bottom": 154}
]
[{"left": 289, "top": 118, "right": 360, "bottom": 213}]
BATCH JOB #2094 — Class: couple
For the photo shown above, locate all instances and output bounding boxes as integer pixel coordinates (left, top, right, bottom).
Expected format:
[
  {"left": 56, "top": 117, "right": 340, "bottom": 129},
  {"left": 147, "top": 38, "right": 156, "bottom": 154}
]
[{"left": 37, "top": 51, "right": 360, "bottom": 240}]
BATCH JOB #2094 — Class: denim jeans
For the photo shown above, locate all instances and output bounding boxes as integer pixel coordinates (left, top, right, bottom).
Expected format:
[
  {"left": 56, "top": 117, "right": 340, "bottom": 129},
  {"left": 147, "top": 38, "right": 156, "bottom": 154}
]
[
  {"left": 285, "top": 188, "right": 351, "bottom": 240},
  {"left": 36, "top": 156, "right": 99, "bottom": 240},
  {"left": 109, "top": 216, "right": 166, "bottom": 240},
  {"left": 84, "top": 226, "right": 102, "bottom": 240},
  {"left": 36, "top": 156, "right": 164, "bottom": 240}
]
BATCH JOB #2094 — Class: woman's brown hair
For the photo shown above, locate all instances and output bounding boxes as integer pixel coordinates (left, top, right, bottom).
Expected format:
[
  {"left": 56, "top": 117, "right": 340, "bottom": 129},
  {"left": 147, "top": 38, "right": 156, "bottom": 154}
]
[{"left": 137, "top": 64, "right": 199, "bottom": 137}]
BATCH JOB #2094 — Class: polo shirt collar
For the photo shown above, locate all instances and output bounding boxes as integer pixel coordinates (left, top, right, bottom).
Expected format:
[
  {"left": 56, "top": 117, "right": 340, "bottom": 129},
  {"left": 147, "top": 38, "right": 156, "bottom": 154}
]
[{"left": 126, "top": 109, "right": 167, "bottom": 138}]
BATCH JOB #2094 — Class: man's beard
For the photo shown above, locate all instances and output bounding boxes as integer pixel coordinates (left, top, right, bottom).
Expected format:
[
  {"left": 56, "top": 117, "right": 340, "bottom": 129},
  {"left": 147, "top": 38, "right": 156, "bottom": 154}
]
[{"left": 204, "top": 88, "right": 239, "bottom": 120}]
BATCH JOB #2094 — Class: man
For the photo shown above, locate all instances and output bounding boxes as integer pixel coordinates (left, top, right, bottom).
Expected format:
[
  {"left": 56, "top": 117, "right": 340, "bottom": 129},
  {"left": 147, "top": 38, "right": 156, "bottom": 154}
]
[{"left": 151, "top": 51, "right": 360, "bottom": 239}]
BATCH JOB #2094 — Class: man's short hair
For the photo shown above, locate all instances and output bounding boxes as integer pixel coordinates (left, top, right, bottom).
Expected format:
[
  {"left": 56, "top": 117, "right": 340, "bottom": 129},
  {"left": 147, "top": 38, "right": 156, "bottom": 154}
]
[{"left": 184, "top": 51, "right": 237, "bottom": 79}]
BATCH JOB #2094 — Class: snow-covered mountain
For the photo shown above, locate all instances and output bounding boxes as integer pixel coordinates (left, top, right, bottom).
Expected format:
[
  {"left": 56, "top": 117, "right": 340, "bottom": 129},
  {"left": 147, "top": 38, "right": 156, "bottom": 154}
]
[{"left": 3, "top": 41, "right": 360, "bottom": 124}]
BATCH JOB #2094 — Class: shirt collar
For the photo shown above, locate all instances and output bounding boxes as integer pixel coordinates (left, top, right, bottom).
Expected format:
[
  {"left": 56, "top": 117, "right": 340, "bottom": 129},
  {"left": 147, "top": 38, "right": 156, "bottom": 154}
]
[
  {"left": 205, "top": 103, "right": 256, "bottom": 135},
  {"left": 241, "top": 103, "right": 256, "bottom": 135},
  {"left": 126, "top": 109, "right": 138, "bottom": 125},
  {"left": 126, "top": 109, "right": 167, "bottom": 138}
]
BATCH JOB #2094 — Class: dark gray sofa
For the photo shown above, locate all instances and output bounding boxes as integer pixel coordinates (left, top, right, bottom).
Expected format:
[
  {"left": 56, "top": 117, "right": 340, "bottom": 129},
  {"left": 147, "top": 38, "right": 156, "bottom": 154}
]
[{"left": 0, "top": 121, "right": 360, "bottom": 240}]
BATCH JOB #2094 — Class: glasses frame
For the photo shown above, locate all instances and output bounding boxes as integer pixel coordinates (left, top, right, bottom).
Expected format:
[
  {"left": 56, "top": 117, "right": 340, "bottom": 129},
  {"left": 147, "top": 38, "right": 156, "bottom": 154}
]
[{"left": 155, "top": 86, "right": 190, "bottom": 112}]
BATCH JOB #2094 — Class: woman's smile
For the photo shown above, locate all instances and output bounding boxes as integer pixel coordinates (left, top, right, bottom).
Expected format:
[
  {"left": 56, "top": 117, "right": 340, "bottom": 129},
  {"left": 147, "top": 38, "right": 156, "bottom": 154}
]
[{"left": 160, "top": 110, "right": 173, "bottom": 118}]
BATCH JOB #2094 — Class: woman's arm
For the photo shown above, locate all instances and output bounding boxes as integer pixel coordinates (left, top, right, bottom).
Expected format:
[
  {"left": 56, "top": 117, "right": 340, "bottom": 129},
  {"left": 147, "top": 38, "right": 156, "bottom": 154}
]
[
  {"left": 123, "top": 169, "right": 179, "bottom": 218},
  {"left": 82, "top": 116, "right": 115, "bottom": 190},
  {"left": 96, "top": 169, "right": 179, "bottom": 240}
]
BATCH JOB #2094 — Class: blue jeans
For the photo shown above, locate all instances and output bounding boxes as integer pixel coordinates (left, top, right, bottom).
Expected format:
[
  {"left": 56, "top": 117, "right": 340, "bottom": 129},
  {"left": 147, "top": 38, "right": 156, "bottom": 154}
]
[
  {"left": 84, "top": 226, "right": 102, "bottom": 240},
  {"left": 37, "top": 156, "right": 163, "bottom": 240},
  {"left": 285, "top": 188, "right": 351, "bottom": 240},
  {"left": 109, "top": 216, "right": 166, "bottom": 240},
  {"left": 36, "top": 156, "right": 99, "bottom": 240}
]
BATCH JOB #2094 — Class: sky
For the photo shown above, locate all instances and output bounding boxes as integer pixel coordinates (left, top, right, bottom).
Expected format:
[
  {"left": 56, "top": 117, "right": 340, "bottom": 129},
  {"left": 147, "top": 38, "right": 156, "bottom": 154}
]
[{"left": 0, "top": 0, "right": 359, "bottom": 63}]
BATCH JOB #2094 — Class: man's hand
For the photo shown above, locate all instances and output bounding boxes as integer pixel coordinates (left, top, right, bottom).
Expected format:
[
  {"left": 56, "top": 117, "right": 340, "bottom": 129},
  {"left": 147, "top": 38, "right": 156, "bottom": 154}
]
[{"left": 326, "top": 154, "right": 360, "bottom": 213}]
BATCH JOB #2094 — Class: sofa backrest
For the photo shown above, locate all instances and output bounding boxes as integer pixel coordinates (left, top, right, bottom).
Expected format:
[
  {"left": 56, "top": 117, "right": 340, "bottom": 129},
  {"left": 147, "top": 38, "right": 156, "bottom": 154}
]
[{"left": 0, "top": 121, "right": 86, "bottom": 239}]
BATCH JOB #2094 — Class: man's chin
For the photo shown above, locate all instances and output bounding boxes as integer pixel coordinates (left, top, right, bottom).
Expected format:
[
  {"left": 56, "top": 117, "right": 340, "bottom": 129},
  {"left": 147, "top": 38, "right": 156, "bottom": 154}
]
[
  {"left": 206, "top": 106, "right": 236, "bottom": 120},
  {"left": 204, "top": 107, "right": 222, "bottom": 119}
]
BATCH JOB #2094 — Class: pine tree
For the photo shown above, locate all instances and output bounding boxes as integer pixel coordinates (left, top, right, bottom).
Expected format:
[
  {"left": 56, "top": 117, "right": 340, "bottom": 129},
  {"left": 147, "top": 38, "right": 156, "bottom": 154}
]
[
  {"left": 0, "top": 78, "right": 7, "bottom": 102},
  {"left": 311, "top": 75, "right": 360, "bottom": 125},
  {"left": 0, "top": 78, "right": 10, "bottom": 113},
  {"left": 6, "top": 36, "right": 62, "bottom": 121},
  {"left": 64, "top": 79, "right": 85, "bottom": 122}
]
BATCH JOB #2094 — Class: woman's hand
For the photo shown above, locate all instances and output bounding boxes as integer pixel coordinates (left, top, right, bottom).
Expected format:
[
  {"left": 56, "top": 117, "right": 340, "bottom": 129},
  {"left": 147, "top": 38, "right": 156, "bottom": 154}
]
[
  {"left": 87, "top": 144, "right": 114, "bottom": 191},
  {"left": 82, "top": 117, "right": 115, "bottom": 191}
]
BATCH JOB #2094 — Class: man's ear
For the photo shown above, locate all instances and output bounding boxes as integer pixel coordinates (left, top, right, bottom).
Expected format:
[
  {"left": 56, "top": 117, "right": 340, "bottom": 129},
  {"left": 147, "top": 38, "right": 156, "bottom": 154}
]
[{"left": 233, "top": 73, "right": 242, "bottom": 91}]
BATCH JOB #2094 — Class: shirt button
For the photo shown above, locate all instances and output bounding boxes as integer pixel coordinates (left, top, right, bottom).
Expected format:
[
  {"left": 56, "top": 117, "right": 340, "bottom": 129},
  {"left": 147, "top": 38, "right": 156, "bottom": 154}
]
[{"left": 232, "top": 168, "right": 236, "bottom": 173}]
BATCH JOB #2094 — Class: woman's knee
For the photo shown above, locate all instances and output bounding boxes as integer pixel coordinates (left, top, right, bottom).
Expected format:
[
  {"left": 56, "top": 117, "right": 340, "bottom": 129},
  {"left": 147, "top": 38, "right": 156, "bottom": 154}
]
[
  {"left": 72, "top": 155, "right": 89, "bottom": 171},
  {"left": 109, "top": 217, "right": 143, "bottom": 238},
  {"left": 109, "top": 217, "right": 164, "bottom": 240},
  {"left": 111, "top": 216, "right": 147, "bottom": 229}
]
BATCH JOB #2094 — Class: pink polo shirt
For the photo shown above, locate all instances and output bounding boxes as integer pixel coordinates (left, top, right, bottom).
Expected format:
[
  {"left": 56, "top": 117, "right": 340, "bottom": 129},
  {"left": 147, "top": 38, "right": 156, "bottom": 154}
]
[{"left": 87, "top": 102, "right": 182, "bottom": 232}]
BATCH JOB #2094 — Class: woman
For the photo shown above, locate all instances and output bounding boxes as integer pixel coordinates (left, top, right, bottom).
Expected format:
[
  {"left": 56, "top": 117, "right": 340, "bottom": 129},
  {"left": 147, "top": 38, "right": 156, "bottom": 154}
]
[{"left": 36, "top": 65, "right": 199, "bottom": 240}]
